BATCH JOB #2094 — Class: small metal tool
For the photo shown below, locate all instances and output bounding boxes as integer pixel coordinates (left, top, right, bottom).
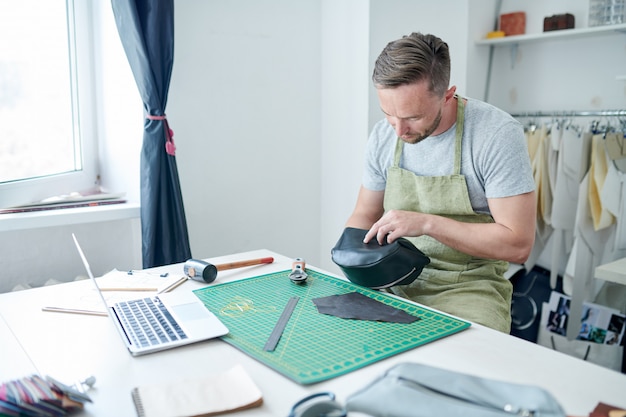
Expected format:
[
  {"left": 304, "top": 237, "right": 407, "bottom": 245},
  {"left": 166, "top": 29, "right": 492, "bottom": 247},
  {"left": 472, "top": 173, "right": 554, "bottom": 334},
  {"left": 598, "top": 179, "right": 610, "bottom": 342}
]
[{"left": 288, "top": 257, "right": 308, "bottom": 284}]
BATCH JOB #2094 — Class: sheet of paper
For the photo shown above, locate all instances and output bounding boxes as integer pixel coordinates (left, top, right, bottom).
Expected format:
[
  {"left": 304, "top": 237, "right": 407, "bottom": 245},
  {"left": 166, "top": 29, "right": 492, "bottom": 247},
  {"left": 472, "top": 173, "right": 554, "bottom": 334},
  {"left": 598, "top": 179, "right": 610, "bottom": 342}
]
[{"left": 96, "top": 269, "right": 187, "bottom": 293}]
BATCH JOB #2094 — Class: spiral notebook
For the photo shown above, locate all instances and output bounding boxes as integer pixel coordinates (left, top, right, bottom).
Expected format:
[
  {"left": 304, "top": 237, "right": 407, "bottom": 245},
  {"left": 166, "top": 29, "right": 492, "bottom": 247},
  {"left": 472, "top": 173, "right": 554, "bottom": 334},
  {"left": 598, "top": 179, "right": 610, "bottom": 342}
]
[{"left": 131, "top": 365, "right": 263, "bottom": 417}]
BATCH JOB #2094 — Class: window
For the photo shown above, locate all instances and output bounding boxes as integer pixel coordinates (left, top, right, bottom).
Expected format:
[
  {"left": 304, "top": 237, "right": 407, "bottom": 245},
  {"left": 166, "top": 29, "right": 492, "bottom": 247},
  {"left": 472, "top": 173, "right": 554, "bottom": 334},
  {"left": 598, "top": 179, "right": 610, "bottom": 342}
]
[{"left": 0, "top": 0, "right": 98, "bottom": 208}]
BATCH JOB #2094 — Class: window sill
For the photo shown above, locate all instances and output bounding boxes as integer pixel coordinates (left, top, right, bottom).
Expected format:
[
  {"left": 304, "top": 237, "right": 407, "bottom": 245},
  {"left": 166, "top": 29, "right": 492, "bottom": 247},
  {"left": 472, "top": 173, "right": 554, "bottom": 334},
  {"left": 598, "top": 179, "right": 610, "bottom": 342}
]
[{"left": 0, "top": 202, "right": 141, "bottom": 233}]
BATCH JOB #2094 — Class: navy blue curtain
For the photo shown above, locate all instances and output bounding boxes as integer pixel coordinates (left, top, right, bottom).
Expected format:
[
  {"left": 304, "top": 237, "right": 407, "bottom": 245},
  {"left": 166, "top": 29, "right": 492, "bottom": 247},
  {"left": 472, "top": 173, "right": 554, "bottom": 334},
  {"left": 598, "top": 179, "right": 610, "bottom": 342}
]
[{"left": 111, "top": 0, "right": 191, "bottom": 268}]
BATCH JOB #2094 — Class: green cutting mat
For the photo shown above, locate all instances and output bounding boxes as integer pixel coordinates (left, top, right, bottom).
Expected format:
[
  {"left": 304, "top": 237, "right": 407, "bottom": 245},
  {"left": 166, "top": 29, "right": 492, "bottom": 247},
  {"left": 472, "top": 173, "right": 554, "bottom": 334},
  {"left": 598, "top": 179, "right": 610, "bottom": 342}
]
[{"left": 194, "top": 269, "right": 470, "bottom": 385}]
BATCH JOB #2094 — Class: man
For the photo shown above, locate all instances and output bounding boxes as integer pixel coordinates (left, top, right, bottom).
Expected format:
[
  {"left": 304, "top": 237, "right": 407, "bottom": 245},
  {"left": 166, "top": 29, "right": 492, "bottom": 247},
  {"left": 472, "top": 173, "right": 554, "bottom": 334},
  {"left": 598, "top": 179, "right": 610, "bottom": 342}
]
[{"left": 345, "top": 32, "right": 536, "bottom": 333}]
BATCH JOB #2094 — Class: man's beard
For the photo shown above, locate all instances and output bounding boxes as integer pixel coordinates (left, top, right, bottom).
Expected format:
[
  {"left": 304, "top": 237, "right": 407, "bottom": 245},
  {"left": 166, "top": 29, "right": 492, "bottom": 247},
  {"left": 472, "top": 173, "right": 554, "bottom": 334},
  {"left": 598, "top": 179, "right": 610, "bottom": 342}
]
[{"left": 401, "top": 108, "right": 442, "bottom": 145}]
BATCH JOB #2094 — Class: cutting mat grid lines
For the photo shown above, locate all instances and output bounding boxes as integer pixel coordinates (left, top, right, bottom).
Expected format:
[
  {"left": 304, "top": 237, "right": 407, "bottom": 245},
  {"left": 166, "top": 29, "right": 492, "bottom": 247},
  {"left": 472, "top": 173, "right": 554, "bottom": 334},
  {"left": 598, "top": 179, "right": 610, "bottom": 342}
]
[{"left": 194, "top": 270, "right": 469, "bottom": 384}]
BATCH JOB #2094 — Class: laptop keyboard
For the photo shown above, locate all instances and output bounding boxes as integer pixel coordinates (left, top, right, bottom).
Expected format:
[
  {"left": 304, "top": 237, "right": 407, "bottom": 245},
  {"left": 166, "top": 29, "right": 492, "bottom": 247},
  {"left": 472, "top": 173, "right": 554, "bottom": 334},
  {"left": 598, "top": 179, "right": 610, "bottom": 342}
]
[{"left": 115, "top": 297, "right": 188, "bottom": 348}]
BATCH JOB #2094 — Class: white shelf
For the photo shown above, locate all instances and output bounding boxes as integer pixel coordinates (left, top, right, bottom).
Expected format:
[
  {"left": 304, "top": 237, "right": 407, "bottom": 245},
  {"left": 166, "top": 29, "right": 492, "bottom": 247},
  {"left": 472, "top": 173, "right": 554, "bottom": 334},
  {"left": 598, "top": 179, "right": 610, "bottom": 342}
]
[
  {"left": 476, "top": 23, "right": 626, "bottom": 46},
  {"left": 595, "top": 257, "right": 626, "bottom": 286}
]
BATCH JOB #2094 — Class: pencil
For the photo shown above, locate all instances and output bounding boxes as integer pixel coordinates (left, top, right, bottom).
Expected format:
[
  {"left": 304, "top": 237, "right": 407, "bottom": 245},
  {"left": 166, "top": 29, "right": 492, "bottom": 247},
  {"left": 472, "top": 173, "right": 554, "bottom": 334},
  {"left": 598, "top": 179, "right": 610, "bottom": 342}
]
[
  {"left": 214, "top": 257, "right": 274, "bottom": 272},
  {"left": 42, "top": 307, "right": 108, "bottom": 317},
  {"left": 157, "top": 276, "right": 189, "bottom": 294}
]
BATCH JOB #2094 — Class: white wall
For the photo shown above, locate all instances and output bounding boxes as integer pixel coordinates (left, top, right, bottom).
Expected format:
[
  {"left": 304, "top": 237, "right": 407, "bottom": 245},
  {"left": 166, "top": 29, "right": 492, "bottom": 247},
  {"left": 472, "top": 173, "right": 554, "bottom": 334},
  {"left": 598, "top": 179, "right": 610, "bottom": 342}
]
[
  {"left": 319, "top": 1, "right": 371, "bottom": 274},
  {"left": 169, "top": 0, "right": 323, "bottom": 265},
  {"left": 0, "top": 219, "right": 141, "bottom": 293},
  {"left": 487, "top": 0, "right": 625, "bottom": 112}
]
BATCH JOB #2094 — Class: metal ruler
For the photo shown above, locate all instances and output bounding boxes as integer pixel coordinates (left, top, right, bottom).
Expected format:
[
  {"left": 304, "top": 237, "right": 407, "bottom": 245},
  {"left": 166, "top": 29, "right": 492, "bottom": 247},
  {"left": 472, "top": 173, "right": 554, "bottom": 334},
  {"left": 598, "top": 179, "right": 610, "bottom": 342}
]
[{"left": 263, "top": 296, "right": 300, "bottom": 352}]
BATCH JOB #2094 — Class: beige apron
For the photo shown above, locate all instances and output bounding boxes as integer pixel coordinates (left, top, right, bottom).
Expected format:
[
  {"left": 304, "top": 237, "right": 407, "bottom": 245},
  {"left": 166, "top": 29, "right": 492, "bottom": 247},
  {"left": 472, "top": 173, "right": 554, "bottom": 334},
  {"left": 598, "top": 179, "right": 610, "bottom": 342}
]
[{"left": 383, "top": 96, "right": 512, "bottom": 333}]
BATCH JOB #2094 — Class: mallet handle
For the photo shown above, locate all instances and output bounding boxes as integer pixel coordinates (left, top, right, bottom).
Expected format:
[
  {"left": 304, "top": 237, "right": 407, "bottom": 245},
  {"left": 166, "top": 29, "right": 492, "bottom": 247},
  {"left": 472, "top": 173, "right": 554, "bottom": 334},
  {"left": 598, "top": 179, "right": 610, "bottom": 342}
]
[{"left": 215, "top": 257, "right": 274, "bottom": 272}]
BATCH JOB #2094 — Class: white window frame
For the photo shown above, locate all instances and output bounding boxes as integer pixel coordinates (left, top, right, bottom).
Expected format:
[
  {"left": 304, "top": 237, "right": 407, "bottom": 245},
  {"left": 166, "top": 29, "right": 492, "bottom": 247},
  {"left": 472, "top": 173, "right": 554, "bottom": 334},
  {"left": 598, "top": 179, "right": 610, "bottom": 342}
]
[{"left": 0, "top": 0, "right": 99, "bottom": 209}]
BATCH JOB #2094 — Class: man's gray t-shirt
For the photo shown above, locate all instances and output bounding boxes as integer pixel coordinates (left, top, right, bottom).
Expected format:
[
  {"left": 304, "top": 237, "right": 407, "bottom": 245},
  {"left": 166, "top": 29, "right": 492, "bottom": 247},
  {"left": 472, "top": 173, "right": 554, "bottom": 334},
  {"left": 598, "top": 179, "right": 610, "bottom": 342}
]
[{"left": 363, "top": 97, "right": 535, "bottom": 215}]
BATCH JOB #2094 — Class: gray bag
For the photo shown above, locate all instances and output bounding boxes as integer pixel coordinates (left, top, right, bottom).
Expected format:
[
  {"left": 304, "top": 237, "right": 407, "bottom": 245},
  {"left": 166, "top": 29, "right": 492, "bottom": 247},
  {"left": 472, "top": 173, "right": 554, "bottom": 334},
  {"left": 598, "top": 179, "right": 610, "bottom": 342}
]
[{"left": 345, "top": 362, "right": 566, "bottom": 417}]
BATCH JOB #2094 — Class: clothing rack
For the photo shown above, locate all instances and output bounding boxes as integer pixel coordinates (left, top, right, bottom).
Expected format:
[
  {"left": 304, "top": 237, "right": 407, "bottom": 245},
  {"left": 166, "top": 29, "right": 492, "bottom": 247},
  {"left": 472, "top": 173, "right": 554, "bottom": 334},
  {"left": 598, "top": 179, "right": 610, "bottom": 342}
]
[
  {"left": 512, "top": 109, "right": 626, "bottom": 134},
  {"left": 511, "top": 109, "right": 626, "bottom": 118},
  {"left": 516, "top": 107, "right": 626, "bottom": 354}
]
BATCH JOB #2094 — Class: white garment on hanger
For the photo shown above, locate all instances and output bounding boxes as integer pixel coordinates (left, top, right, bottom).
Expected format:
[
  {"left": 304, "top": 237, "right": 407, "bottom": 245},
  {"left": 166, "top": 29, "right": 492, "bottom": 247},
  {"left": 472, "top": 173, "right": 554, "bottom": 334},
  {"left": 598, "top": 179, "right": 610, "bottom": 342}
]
[
  {"left": 525, "top": 125, "right": 553, "bottom": 272},
  {"left": 601, "top": 157, "right": 626, "bottom": 250},
  {"left": 589, "top": 134, "right": 615, "bottom": 231},
  {"left": 548, "top": 124, "right": 579, "bottom": 288},
  {"left": 564, "top": 170, "right": 626, "bottom": 338},
  {"left": 551, "top": 126, "right": 583, "bottom": 230},
  {"left": 529, "top": 125, "right": 554, "bottom": 233}
]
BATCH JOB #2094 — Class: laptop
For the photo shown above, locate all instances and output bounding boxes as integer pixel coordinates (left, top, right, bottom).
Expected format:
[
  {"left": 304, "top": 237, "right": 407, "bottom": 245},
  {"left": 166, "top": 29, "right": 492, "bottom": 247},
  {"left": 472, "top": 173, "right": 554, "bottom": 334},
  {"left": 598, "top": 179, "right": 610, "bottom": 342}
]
[{"left": 72, "top": 233, "right": 228, "bottom": 356}]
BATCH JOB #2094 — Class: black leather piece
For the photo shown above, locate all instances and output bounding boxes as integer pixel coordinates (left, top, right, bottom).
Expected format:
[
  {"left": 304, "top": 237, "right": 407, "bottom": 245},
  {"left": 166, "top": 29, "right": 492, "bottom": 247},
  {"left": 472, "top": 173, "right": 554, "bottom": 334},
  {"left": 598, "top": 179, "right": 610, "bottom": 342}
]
[{"left": 331, "top": 227, "right": 430, "bottom": 289}]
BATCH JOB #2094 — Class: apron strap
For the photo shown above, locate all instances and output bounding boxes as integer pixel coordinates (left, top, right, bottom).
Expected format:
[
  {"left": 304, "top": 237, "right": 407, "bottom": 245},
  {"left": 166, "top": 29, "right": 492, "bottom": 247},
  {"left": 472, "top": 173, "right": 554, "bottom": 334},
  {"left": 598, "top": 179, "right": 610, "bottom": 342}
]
[
  {"left": 453, "top": 95, "right": 465, "bottom": 175},
  {"left": 393, "top": 133, "right": 403, "bottom": 167}
]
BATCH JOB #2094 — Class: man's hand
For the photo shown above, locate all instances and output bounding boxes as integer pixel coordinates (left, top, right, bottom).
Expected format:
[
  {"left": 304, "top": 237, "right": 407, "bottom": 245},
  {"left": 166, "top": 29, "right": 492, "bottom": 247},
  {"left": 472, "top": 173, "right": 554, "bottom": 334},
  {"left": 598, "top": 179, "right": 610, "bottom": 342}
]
[{"left": 363, "top": 210, "right": 428, "bottom": 245}]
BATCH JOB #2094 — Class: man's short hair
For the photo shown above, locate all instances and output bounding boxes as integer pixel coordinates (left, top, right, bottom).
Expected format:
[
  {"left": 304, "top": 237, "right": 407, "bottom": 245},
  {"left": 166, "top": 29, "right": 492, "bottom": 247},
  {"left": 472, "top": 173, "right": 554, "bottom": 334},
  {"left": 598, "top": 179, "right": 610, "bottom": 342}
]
[{"left": 372, "top": 32, "right": 451, "bottom": 97}]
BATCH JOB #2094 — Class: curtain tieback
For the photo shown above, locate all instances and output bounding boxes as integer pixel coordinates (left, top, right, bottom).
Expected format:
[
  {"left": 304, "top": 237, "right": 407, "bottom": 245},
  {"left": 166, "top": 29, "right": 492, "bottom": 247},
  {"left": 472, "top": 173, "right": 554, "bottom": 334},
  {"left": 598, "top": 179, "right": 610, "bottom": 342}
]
[{"left": 147, "top": 114, "right": 176, "bottom": 156}]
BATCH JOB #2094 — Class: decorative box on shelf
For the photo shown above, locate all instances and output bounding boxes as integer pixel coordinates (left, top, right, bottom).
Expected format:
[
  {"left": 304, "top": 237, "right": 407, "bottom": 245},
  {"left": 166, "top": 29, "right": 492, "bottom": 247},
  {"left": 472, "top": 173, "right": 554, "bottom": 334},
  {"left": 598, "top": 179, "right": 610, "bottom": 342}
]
[
  {"left": 500, "top": 11, "right": 526, "bottom": 36},
  {"left": 544, "top": 13, "right": 575, "bottom": 31}
]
